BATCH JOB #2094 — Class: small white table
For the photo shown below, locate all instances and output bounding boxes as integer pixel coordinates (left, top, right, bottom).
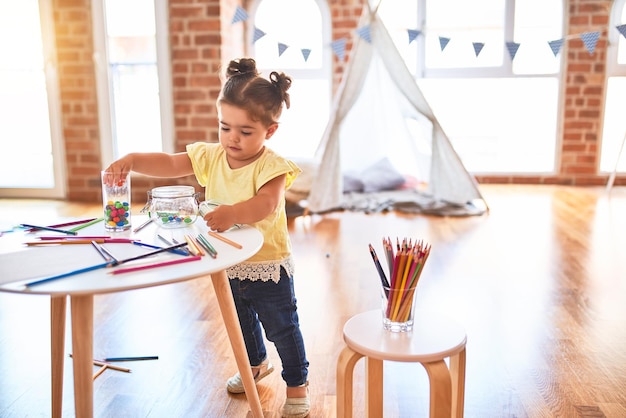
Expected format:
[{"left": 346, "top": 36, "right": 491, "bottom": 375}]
[
  {"left": 0, "top": 216, "right": 264, "bottom": 418},
  {"left": 336, "top": 310, "right": 467, "bottom": 417}
]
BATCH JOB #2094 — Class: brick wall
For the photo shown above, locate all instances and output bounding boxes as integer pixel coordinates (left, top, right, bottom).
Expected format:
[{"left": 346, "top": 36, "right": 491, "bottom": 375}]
[
  {"left": 53, "top": 0, "right": 101, "bottom": 202},
  {"left": 53, "top": 0, "right": 624, "bottom": 204}
]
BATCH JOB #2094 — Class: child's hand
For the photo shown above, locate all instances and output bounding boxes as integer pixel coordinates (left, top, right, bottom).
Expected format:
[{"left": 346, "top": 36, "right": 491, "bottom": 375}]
[
  {"left": 204, "top": 205, "right": 237, "bottom": 232},
  {"left": 103, "top": 156, "right": 133, "bottom": 187}
]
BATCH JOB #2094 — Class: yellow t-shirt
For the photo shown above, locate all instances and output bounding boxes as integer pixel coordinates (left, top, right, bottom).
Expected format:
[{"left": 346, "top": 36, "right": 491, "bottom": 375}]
[{"left": 186, "top": 142, "right": 301, "bottom": 282}]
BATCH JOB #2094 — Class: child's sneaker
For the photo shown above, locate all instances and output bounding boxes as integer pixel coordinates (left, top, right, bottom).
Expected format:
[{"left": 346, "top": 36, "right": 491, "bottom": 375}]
[{"left": 226, "top": 358, "right": 274, "bottom": 394}]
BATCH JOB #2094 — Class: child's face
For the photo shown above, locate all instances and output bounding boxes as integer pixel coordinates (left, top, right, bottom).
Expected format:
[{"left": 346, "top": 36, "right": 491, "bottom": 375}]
[{"left": 217, "top": 103, "right": 278, "bottom": 168}]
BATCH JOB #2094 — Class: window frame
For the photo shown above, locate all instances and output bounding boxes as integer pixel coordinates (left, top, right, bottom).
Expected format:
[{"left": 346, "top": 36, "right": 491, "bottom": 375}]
[
  {"left": 0, "top": 0, "right": 65, "bottom": 198},
  {"left": 246, "top": 0, "right": 333, "bottom": 160},
  {"left": 91, "top": 0, "right": 174, "bottom": 167},
  {"left": 416, "top": 0, "right": 563, "bottom": 79}
]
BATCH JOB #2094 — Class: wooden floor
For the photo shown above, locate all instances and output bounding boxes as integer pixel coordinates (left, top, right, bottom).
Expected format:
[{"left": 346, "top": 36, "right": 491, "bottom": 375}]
[{"left": 1, "top": 185, "right": 625, "bottom": 417}]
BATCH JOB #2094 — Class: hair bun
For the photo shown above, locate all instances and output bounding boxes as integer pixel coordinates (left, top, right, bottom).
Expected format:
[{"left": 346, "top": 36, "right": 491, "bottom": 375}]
[
  {"left": 269, "top": 71, "right": 292, "bottom": 109},
  {"left": 226, "top": 58, "right": 259, "bottom": 79}
]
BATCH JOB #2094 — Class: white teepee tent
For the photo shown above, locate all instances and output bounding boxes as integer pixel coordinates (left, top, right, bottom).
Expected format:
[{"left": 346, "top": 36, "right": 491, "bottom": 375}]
[{"left": 305, "top": 4, "right": 487, "bottom": 216}]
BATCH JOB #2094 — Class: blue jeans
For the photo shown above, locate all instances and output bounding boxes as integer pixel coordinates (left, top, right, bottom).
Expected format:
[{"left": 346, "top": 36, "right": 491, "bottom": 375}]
[{"left": 229, "top": 267, "right": 309, "bottom": 387}]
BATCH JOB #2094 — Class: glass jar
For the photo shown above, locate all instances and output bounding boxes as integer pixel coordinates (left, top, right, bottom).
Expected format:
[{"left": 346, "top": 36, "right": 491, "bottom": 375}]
[
  {"left": 146, "top": 186, "right": 201, "bottom": 228},
  {"left": 102, "top": 171, "right": 132, "bottom": 232}
]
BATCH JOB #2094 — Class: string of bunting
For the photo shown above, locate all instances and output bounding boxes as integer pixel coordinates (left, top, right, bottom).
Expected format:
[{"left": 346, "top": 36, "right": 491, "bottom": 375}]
[{"left": 231, "top": 6, "right": 626, "bottom": 62}]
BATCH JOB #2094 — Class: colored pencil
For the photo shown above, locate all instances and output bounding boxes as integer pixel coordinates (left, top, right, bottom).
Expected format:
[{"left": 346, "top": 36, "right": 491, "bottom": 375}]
[
  {"left": 92, "top": 241, "right": 113, "bottom": 262},
  {"left": 69, "top": 217, "right": 104, "bottom": 232},
  {"left": 133, "top": 218, "right": 153, "bottom": 233},
  {"left": 196, "top": 234, "right": 218, "bottom": 258},
  {"left": 25, "top": 261, "right": 113, "bottom": 287},
  {"left": 119, "top": 242, "right": 189, "bottom": 264},
  {"left": 132, "top": 240, "right": 189, "bottom": 256},
  {"left": 207, "top": 231, "right": 243, "bottom": 249},
  {"left": 20, "top": 223, "right": 77, "bottom": 236},
  {"left": 109, "top": 255, "right": 202, "bottom": 275},
  {"left": 103, "top": 356, "right": 158, "bottom": 362},
  {"left": 37, "top": 235, "right": 111, "bottom": 240},
  {"left": 25, "top": 238, "right": 133, "bottom": 246},
  {"left": 184, "top": 235, "right": 204, "bottom": 256}
]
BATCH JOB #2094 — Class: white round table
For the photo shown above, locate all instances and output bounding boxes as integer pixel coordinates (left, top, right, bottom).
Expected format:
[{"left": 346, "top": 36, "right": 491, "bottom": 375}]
[{"left": 0, "top": 216, "right": 264, "bottom": 418}]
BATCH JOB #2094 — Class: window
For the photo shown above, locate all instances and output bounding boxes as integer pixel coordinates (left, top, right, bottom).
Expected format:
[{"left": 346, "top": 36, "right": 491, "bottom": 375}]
[
  {"left": 600, "top": 0, "right": 626, "bottom": 174},
  {"left": 379, "top": 0, "right": 563, "bottom": 174},
  {"left": 250, "top": 0, "right": 331, "bottom": 160},
  {"left": 0, "top": 0, "right": 64, "bottom": 197},
  {"left": 92, "top": 0, "right": 173, "bottom": 165}
]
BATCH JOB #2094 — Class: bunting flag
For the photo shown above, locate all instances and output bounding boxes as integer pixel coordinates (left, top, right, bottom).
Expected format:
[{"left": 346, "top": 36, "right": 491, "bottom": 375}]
[
  {"left": 253, "top": 27, "right": 266, "bottom": 43},
  {"left": 506, "top": 41, "right": 520, "bottom": 60},
  {"left": 548, "top": 38, "right": 564, "bottom": 56},
  {"left": 228, "top": 5, "right": 624, "bottom": 64},
  {"left": 439, "top": 36, "right": 450, "bottom": 51},
  {"left": 231, "top": 6, "right": 248, "bottom": 24},
  {"left": 472, "top": 42, "right": 485, "bottom": 57},
  {"left": 278, "top": 42, "right": 289, "bottom": 57},
  {"left": 356, "top": 25, "right": 372, "bottom": 44},
  {"left": 580, "top": 31, "right": 600, "bottom": 55},
  {"left": 407, "top": 29, "right": 421, "bottom": 44},
  {"left": 331, "top": 38, "right": 347, "bottom": 61}
]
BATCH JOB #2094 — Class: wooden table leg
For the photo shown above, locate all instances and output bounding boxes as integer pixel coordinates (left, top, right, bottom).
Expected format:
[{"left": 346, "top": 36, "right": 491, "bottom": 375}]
[
  {"left": 365, "top": 357, "right": 384, "bottom": 418},
  {"left": 210, "top": 270, "right": 263, "bottom": 418},
  {"left": 50, "top": 295, "right": 66, "bottom": 418},
  {"left": 336, "top": 346, "right": 363, "bottom": 418},
  {"left": 450, "top": 348, "right": 466, "bottom": 418},
  {"left": 70, "top": 294, "right": 94, "bottom": 418},
  {"left": 422, "top": 360, "right": 452, "bottom": 418}
]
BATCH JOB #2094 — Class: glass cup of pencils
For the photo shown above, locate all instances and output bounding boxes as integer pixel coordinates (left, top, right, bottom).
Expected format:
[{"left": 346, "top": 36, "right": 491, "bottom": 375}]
[
  {"left": 369, "top": 238, "right": 431, "bottom": 332},
  {"left": 381, "top": 283, "right": 419, "bottom": 332}
]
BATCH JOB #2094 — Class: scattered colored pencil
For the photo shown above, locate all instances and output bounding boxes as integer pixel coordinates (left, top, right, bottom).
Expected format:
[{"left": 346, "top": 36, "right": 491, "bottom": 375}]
[
  {"left": 132, "top": 240, "right": 189, "bottom": 257},
  {"left": 69, "top": 217, "right": 104, "bottom": 232},
  {"left": 109, "top": 255, "right": 202, "bottom": 275},
  {"left": 20, "top": 223, "right": 77, "bottom": 236},
  {"left": 25, "top": 242, "right": 190, "bottom": 287},
  {"left": 196, "top": 234, "right": 218, "bottom": 258},
  {"left": 184, "top": 234, "right": 204, "bottom": 256},
  {"left": 25, "top": 238, "right": 133, "bottom": 246},
  {"left": 133, "top": 218, "right": 153, "bottom": 233},
  {"left": 103, "top": 356, "right": 159, "bottom": 362},
  {"left": 207, "top": 231, "right": 242, "bottom": 249}
]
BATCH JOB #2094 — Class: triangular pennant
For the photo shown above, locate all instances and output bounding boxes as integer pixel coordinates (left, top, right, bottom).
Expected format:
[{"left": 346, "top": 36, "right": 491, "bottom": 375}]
[
  {"left": 407, "top": 29, "right": 421, "bottom": 44},
  {"left": 506, "top": 41, "right": 520, "bottom": 60},
  {"left": 301, "top": 48, "right": 312, "bottom": 62},
  {"left": 331, "top": 38, "right": 347, "bottom": 61},
  {"left": 253, "top": 27, "right": 266, "bottom": 43},
  {"left": 231, "top": 6, "right": 248, "bottom": 24},
  {"left": 472, "top": 42, "right": 485, "bottom": 57},
  {"left": 548, "top": 39, "right": 564, "bottom": 56},
  {"left": 356, "top": 25, "right": 372, "bottom": 44},
  {"left": 618, "top": 24, "right": 626, "bottom": 40},
  {"left": 439, "top": 36, "right": 450, "bottom": 51},
  {"left": 278, "top": 43, "right": 289, "bottom": 57},
  {"left": 580, "top": 31, "right": 600, "bottom": 55}
]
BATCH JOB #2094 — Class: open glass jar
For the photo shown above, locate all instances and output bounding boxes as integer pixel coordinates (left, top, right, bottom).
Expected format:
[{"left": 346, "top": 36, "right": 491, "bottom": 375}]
[{"left": 145, "top": 186, "right": 201, "bottom": 228}]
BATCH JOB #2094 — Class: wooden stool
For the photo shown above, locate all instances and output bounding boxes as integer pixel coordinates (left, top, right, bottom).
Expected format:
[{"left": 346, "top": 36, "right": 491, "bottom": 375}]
[{"left": 336, "top": 310, "right": 467, "bottom": 418}]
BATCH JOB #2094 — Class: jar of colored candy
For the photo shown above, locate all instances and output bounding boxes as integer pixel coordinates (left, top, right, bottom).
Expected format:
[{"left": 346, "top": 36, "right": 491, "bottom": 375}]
[
  {"left": 101, "top": 171, "right": 132, "bottom": 232},
  {"left": 146, "top": 185, "right": 201, "bottom": 228}
]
